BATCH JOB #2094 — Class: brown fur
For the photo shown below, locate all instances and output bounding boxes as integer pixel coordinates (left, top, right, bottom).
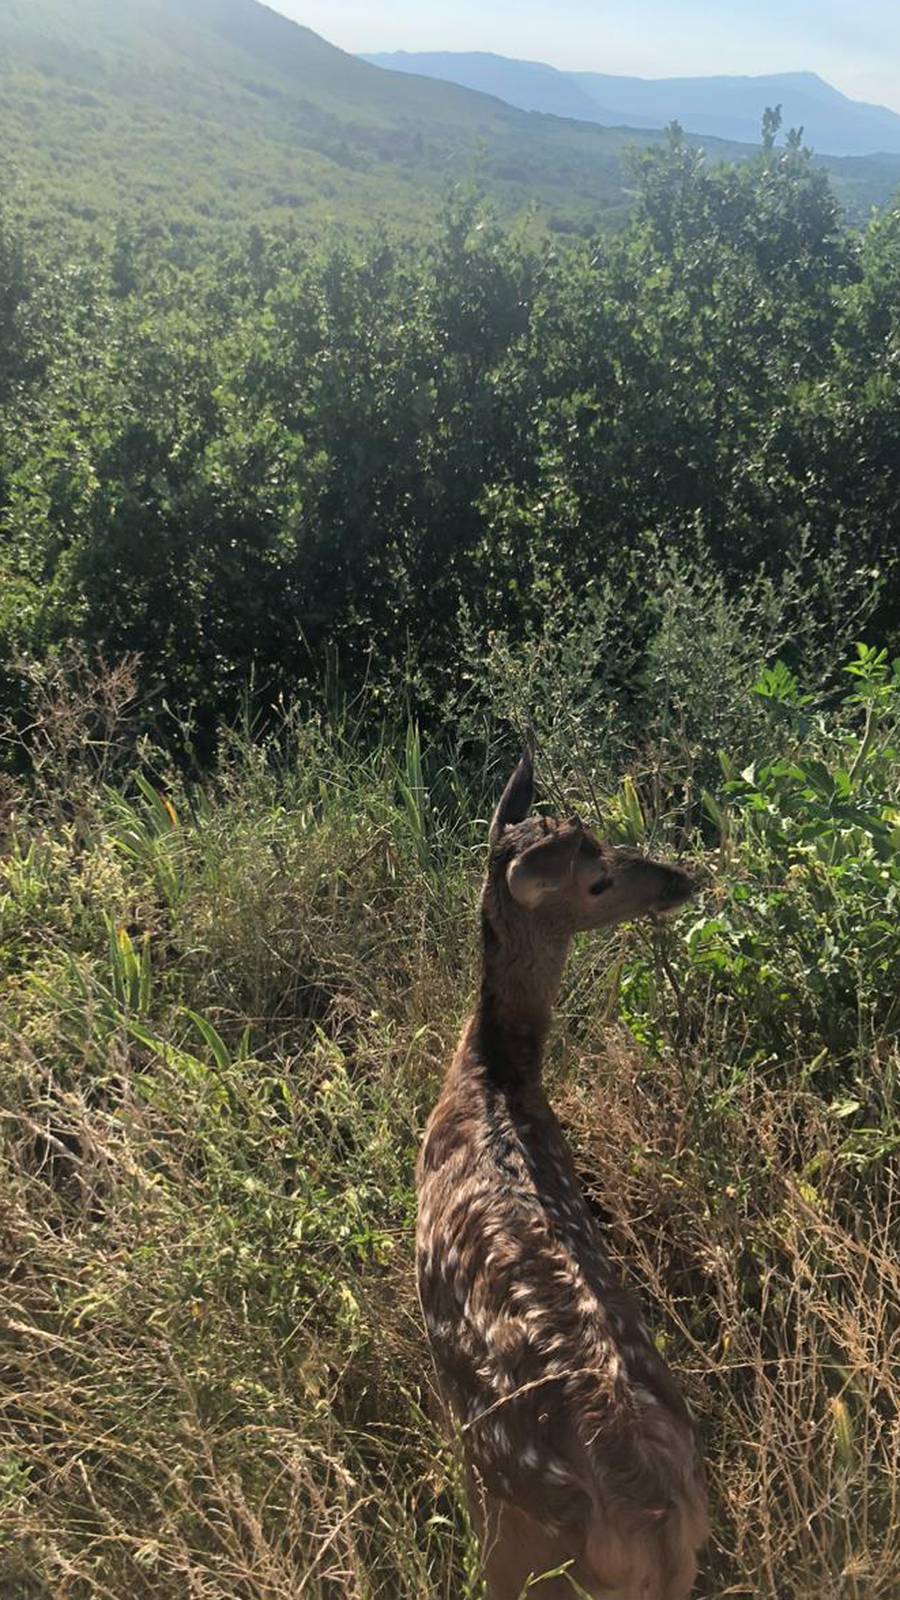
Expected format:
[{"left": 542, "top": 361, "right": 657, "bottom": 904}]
[{"left": 416, "top": 756, "right": 708, "bottom": 1599}]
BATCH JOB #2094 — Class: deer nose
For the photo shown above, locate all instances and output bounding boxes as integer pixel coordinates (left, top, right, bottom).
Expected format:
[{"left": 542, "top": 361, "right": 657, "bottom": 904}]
[{"left": 660, "top": 866, "right": 696, "bottom": 906}]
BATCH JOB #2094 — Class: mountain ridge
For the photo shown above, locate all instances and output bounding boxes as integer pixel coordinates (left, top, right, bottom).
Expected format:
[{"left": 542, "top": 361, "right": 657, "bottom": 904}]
[{"left": 363, "top": 50, "right": 900, "bottom": 158}]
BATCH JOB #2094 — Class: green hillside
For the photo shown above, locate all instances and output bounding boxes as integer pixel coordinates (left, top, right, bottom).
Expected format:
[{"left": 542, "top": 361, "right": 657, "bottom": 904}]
[
  {"left": 2, "top": 0, "right": 896, "bottom": 242},
  {"left": 0, "top": 0, "right": 661, "bottom": 236}
]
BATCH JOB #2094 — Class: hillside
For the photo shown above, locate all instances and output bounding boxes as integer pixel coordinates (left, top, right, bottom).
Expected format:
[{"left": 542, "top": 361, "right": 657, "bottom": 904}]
[
  {"left": 0, "top": 0, "right": 729, "bottom": 239},
  {"left": 366, "top": 50, "right": 900, "bottom": 178},
  {"left": 3, "top": 0, "right": 897, "bottom": 243}
]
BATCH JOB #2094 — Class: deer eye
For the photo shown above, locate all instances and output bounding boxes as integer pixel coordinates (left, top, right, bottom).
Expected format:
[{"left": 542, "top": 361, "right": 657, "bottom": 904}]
[{"left": 589, "top": 878, "right": 611, "bottom": 896}]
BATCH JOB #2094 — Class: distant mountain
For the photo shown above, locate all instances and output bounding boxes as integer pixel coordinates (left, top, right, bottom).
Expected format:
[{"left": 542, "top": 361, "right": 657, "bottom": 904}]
[
  {"left": 363, "top": 51, "right": 608, "bottom": 125},
  {"left": 364, "top": 52, "right": 900, "bottom": 159}
]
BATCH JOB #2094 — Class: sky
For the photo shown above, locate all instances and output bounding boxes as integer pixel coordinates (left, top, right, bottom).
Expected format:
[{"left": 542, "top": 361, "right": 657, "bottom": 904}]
[{"left": 269, "top": 1, "right": 900, "bottom": 113}]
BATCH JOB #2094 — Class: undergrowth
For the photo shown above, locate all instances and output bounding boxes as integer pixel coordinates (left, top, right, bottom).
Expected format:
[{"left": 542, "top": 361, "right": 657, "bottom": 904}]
[{"left": 2, "top": 643, "right": 900, "bottom": 1598}]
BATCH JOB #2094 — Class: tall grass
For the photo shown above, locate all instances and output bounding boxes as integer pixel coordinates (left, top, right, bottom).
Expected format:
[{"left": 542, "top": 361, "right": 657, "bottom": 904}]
[{"left": 2, "top": 642, "right": 899, "bottom": 1598}]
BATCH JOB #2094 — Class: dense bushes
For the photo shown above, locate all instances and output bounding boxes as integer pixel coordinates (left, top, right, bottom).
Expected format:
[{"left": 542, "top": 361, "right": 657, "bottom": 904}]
[{"left": 2, "top": 128, "right": 899, "bottom": 736}]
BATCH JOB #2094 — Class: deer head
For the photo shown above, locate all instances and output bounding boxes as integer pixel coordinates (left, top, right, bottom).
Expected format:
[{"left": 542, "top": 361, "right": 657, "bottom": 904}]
[{"left": 486, "top": 752, "right": 695, "bottom": 934}]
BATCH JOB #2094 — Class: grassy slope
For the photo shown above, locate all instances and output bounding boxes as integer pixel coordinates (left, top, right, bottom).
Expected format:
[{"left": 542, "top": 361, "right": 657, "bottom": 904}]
[
  {"left": 0, "top": 0, "right": 657, "bottom": 236},
  {"left": 2, "top": 655, "right": 900, "bottom": 1597},
  {"left": 3, "top": 0, "right": 896, "bottom": 241}
]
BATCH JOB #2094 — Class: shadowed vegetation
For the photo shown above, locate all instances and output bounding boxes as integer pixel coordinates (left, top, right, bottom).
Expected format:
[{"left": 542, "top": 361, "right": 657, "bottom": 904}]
[{"left": 2, "top": 122, "right": 899, "bottom": 740}]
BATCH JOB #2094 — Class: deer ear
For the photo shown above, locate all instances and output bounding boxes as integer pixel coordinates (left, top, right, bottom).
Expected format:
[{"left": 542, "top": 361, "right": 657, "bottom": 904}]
[
  {"left": 489, "top": 751, "right": 534, "bottom": 846},
  {"left": 506, "top": 826, "right": 582, "bottom": 908}
]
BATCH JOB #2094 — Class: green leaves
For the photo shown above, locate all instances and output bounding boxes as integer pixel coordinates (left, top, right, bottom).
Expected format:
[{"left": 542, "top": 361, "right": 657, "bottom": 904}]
[
  {"left": 752, "top": 660, "right": 814, "bottom": 708},
  {"left": 843, "top": 642, "right": 900, "bottom": 707},
  {"left": 683, "top": 645, "right": 900, "bottom": 1070},
  {"left": 106, "top": 918, "right": 153, "bottom": 1016}
]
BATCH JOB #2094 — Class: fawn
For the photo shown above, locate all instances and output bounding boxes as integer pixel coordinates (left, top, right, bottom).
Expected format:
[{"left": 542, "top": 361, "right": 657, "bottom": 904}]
[{"left": 416, "top": 754, "right": 708, "bottom": 1598}]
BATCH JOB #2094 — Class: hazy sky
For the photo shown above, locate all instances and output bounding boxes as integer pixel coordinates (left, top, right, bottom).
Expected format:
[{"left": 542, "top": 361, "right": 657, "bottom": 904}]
[{"left": 270, "top": 2, "right": 900, "bottom": 113}]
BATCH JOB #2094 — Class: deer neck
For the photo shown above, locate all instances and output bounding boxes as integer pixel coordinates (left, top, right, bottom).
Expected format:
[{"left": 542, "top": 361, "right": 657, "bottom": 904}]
[{"left": 471, "top": 912, "right": 571, "bottom": 1088}]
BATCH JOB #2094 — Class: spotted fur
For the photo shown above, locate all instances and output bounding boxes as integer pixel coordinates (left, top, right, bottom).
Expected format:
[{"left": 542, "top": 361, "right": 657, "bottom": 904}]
[{"left": 416, "top": 756, "right": 708, "bottom": 1599}]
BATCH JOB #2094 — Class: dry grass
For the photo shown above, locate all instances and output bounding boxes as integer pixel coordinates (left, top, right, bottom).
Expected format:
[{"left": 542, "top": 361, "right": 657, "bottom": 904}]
[
  {"left": 2, "top": 677, "right": 899, "bottom": 1598},
  {"left": 560, "top": 1031, "right": 900, "bottom": 1598}
]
